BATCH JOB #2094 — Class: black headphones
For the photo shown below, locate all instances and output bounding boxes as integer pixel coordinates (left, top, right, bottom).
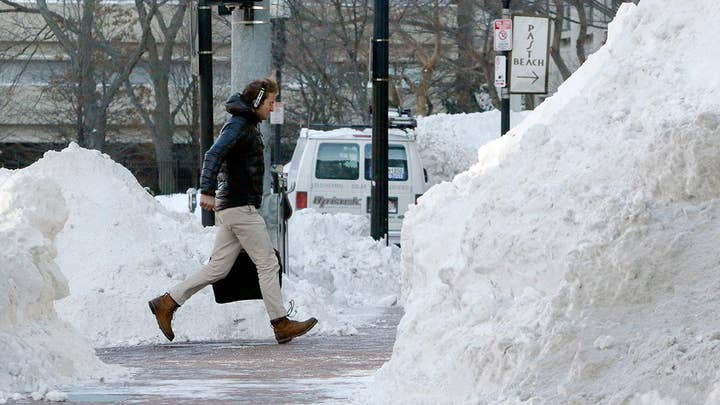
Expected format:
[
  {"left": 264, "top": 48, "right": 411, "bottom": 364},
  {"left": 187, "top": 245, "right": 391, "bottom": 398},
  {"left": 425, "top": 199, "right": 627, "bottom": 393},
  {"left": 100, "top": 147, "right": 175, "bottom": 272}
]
[{"left": 252, "top": 82, "right": 267, "bottom": 109}]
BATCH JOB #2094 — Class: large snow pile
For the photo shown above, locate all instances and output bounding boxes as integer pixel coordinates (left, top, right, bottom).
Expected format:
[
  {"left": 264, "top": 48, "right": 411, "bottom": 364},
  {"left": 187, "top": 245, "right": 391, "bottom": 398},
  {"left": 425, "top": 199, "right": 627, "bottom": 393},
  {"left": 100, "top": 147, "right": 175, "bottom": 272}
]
[
  {"left": 0, "top": 171, "right": 113, "bottom": 402},
  {"left": 415, "top": 110, "right": 530, "bottom": 185},
  {"left": 1, "top": 142, "right": 400, "bottom": 396},
  {"left": 258, "top": 209, "right": 403, "bottom": 336},
  {"left": 42, "top": 144, "right": 399, "bottom": 346},
  {"left": 369, "top": 2, "right": 720, "bottom": 404},
  {"left": 289, "top": 210, "right": 400, "bottom": 309}
]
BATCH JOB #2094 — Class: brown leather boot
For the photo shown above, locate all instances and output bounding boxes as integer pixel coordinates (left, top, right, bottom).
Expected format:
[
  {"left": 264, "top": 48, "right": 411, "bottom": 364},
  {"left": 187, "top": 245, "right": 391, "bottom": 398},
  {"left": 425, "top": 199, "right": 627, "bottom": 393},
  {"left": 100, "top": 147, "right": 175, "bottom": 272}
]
[
  {"left": 271, "top": 316, "right": 318, "bottom": 344},
  {"left": 148, "top": 293, "right": 179, "bottom": 341}
]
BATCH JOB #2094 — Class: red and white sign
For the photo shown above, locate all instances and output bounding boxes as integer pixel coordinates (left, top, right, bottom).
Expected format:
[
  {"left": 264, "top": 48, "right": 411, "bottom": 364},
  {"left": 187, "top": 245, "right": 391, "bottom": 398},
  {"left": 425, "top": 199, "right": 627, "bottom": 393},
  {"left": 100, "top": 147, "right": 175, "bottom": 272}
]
[{"left": 493, "top": 19, "right": 512, "bottom": 51}]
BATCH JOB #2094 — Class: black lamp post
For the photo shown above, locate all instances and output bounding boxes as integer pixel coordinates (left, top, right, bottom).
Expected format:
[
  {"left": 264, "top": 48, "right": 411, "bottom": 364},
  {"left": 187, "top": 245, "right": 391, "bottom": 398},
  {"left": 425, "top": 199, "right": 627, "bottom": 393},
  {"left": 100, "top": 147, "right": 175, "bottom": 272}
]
[{"left": 371, "top": 0, "right": 389, "bottom": 243}]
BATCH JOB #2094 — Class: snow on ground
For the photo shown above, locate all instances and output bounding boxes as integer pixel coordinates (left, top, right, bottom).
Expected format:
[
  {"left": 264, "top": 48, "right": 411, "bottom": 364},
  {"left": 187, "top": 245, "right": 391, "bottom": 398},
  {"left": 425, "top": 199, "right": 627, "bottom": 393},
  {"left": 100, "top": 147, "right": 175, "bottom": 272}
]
[
  {"left": 368, "top": 1, "right": 720, "bottom": 404},
  {"left": 0, "top": 143, "right": 400, "bottom": 399},
  {"left": 416, "top": 110, "right": 530, "bottom": 186},
  {"left": 154, "top": 193, "right": 195, "bottom": 215},
  {"left": 0, "top": 170, "right": 117, "bottom": 403},
  {"left": 288, "top": 210, "right": 401, "bottom": 309}
]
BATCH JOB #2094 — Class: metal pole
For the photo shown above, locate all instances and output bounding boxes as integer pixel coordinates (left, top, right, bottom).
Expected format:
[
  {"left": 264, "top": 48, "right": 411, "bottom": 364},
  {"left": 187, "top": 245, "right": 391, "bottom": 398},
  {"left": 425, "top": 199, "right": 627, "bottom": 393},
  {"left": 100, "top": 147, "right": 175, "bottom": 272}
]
[
  {"left": 371, "top": 0, "right": 389, "bottom": 243},
  {"left": 271, "top": 23, "right": 286, "bottom": 266},
  {"left": 198, "top": 0, "right": 215, "bottom": 226},
  {"left": 232, "top": 0, "right": 272, "bottom": 193},
  {"left": 272, "top": 17, "right": 286, "bottom": 169},
  {"left": 273, "top": 67, "right": 282, "bottom": 167},
  {"left": 501, "top": 0, "right": 511, "bottom": 136}
]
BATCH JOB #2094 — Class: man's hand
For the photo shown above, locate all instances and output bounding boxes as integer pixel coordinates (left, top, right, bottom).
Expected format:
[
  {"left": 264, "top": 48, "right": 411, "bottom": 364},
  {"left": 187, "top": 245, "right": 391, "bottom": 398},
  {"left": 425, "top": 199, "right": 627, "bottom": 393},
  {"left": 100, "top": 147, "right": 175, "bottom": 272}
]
[{"left": 199, "top": 194, "right": 216, "bottom": 211}]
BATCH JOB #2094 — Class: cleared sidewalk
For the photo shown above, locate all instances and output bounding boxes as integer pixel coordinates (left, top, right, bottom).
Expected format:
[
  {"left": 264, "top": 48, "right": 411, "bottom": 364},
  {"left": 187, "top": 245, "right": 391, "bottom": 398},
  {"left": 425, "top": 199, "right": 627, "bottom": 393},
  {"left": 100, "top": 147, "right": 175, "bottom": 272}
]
[{"left": 25, "top": 308, "right": 401, "bottom": 405}]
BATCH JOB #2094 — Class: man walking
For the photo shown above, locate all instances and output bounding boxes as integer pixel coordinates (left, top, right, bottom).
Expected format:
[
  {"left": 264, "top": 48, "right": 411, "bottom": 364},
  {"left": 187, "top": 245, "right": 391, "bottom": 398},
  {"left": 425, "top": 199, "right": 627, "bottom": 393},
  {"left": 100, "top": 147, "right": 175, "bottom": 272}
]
[{"left": 149, "top": 78, "right": 318, "bottom": 344}]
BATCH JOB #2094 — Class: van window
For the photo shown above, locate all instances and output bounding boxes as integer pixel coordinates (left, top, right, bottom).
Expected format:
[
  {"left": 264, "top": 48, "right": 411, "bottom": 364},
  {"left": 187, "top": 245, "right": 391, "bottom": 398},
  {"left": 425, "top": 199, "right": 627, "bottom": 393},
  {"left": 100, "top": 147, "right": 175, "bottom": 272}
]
[
  {"left": 364, "top": 144, "right": 408, "bottom": 181},
  {"left": 315, "top": 143, "right": 360, "bottom": 180}
]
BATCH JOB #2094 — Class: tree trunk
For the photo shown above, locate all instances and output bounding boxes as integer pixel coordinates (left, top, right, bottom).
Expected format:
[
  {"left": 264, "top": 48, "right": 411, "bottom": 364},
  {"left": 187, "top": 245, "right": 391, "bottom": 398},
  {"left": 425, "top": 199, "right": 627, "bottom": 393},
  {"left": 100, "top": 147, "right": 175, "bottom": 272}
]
[
  {"left": 153, "top": 74, "right": 176, "bottom": 194},
  {"left": 415, "top": 87, "right": 428, "bottom": 116},
  {"left": 190, "top": 76, "right": 201, "bottom": 184},
  {"left": 572, "top": 0, "right": 588, "bottom": 65},
  {"left": 478, "top": 32, "right": 500, "bottom": 110},
  {"left": 126, "top": 0, "right": 187, "bottom": 194},
  {"left": 83, "top": 102, "right": 107, "bottom": 151},
  {"left": 389, "top": 78, "right": 400, "bottom": 108},
  {"left": 550, "top": 0, "right": 572, "bottom": 80},
  {"left": 523, "top": 93, "right": 536, "bottom": 110},
  {"left": 485, "top": 63, "right": 500, "bottom": 110},
  {"left": 76, "top": 0, "right": 100, "bottom": 149},
  {"left": 451, "top": 0, "right": 480, "bottom": 113},
  {"left": 403, "top": 0, "right": 441, "bottom": 117}
]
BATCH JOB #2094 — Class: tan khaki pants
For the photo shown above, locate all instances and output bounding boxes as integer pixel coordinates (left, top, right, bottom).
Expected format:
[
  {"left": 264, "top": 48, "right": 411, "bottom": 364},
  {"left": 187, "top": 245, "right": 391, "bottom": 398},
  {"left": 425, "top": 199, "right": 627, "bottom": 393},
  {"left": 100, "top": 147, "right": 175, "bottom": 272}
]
[{"left": 169, "top": 205, "right": 286, "bottom": 320}]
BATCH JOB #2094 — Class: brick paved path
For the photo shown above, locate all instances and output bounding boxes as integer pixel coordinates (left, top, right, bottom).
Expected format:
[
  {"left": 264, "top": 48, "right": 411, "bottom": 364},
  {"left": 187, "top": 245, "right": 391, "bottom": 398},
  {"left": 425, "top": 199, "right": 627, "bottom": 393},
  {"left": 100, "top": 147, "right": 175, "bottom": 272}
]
[{"left": 16, "top": 308, "right": 401, "bottom": 405}]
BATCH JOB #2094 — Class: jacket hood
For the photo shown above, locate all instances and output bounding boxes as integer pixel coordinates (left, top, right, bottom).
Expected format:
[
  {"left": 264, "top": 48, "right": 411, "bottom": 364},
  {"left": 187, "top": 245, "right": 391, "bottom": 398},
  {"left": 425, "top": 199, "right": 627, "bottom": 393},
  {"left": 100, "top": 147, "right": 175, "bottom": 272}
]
[{"left": 225, "top": 93, "right": 260, "bottom": 123}]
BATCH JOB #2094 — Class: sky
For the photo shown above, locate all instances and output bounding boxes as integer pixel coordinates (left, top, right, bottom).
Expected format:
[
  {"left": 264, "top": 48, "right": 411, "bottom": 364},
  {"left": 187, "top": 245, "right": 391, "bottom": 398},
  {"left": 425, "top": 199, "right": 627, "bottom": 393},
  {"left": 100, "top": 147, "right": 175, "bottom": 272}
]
[{"left": 3, "top": 0, "right": 720, "bottom": 403}]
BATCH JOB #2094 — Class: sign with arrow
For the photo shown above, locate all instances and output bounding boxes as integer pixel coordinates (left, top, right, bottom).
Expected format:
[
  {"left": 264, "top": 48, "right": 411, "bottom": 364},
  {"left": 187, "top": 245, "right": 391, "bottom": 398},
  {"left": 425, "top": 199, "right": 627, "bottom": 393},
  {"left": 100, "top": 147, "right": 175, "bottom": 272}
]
[{"left": 510, "top": 15, "right": 550, "bottom": 94}]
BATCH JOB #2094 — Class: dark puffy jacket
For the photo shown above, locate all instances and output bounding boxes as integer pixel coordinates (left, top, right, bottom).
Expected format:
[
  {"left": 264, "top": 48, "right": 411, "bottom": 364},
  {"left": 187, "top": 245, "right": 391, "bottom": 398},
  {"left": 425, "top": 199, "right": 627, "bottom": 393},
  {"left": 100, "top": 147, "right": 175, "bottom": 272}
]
[{"left": 199, "top": 93, "right": 265, "bottom": 210}]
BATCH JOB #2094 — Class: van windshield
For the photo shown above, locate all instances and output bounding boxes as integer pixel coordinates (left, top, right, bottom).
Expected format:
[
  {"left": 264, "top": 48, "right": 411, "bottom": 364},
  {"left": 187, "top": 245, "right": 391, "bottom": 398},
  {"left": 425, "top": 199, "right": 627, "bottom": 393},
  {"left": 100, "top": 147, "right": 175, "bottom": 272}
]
[
  {"left": 315, "top": 143, "right": 360, "bottom": 180},
  {"left": 364, "top": 144, "right": 408, "bottom": 181}
]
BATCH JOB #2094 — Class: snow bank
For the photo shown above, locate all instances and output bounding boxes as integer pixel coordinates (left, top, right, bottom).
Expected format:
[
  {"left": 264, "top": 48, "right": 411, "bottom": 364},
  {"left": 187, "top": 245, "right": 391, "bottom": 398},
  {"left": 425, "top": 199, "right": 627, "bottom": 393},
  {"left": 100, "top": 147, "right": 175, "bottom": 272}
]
[
  {"left": 0, "top": 171, "right": 111, "bottom": 400},
  {"left": 1, "top": 138, "right": 400, "bottom": 397},
  {"left": 2, "top": 143, "right": 400, "bottom": 349},
  {"left": 369, "top": 1, "right": 720, "bottom": 404},
  {"left": 416, "top": 110, "right": 530, "bottom": 185},
  {"left": 16, "top": 144, "right": 220, "bottom": 347},
  {"left": 289, "top": 210, "right": 399, "bottom": 308}
]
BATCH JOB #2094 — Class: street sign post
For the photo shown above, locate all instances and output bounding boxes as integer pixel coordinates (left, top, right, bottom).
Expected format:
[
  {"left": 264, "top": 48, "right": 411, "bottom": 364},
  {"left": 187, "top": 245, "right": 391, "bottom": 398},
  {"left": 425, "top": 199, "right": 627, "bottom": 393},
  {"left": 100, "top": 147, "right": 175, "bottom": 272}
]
[
  {"left": 510, "top": 15, "right": 550, "bottom": 94},
  {"left": 499, "top": 1, "right": 511, "bottom": 136}
]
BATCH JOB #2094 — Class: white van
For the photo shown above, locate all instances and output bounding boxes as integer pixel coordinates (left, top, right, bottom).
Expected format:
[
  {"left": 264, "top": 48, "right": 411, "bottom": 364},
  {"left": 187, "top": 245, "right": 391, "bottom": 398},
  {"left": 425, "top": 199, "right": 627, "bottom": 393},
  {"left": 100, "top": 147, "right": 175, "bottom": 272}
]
[{"left": 286, "top": 116, "right": 429, "bottom": 245}]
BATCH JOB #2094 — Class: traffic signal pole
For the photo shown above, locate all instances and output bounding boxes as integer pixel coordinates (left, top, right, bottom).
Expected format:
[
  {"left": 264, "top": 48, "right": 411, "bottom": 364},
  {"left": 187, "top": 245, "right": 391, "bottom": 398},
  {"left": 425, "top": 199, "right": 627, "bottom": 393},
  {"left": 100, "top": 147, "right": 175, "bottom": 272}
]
[{"left": 371, "top": 0, "right": 389, "bottom": 243}]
